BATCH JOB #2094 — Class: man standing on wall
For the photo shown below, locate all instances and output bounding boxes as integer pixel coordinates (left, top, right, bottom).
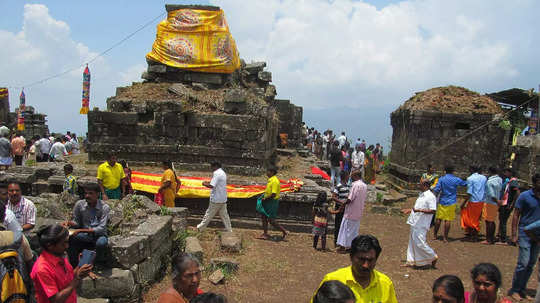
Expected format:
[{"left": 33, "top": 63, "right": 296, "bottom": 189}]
[{"left": 97, "top": 153, "right": 126, "bottom": 200}]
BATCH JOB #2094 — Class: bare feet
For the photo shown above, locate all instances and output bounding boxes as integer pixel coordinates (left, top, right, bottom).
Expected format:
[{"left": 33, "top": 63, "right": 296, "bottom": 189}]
[
  {"left": 281, "top": 230, "right": 289, "bottom": 240},
  {"left": 432, "top": 258, "right": 438, "bottom": 269},
  {"left": 400, "top": 263, "right": 413, "bottom": 268},
  {"left": 442, "top": 238, "right": 449, "bottom": 243},
  {"left": 255, "top": 233, "right": 270, "bottom": 240},
  {"left": 509, "top": 292, "right": 523, "bottom": 301},
  {"left": 480, "top": 240, "right": 493, "bottom": 245},
  {"left": 495, "top": 241, "right": 509, "bottom": 246}
]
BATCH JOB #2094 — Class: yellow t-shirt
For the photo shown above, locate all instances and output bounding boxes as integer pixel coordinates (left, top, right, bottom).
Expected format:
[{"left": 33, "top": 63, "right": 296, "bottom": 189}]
[
  {"left": 264, "top": 175, "right": 281, "bottom": 200},
  {"left": 312, "top": 266, "right": 398, "bottom": 303},
  {"left": 96, "top": 162, "right": 126, "bottom": 190}
]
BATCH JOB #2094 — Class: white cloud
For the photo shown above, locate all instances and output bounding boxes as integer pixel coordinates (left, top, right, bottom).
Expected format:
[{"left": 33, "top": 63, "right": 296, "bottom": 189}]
[
  {"left": 0, "top": 4, "right": 143, "bottom": 135},
  {"left": 214, "top": 0, "right": 535, "bottom": 110}
]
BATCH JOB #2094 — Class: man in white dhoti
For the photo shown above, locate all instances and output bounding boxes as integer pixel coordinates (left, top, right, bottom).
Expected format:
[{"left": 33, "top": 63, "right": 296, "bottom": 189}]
[
  {"left": 402, "top": 180, "right": 438, "bottom": 268},
  {"left": 336, "top": 170, "right": 366, "bottom": 254}
]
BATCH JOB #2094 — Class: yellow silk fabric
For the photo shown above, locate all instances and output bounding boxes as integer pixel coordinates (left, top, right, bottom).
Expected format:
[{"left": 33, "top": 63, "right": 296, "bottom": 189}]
[{"left": 146, "top": 8, "right": 241, "bottom": 73}]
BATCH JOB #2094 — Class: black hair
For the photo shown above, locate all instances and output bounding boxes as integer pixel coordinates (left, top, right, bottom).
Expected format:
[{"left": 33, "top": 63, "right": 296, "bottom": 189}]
[
  {"left": 471, "top": 263, "right": 502, "bottom": 289},
  {"left": 340, "top": 170, "right": 349, "bottom": 178},
  {"left": 350, "top": 234, "right": 382, "bottom": 258},
  {"left": 210, "top": 162, "right": 222, "bottom": 169},
  {"left": 171, "top": 253, "right": 200, "bottom": 280},
  {"left": 444, "top": 166, "right": 455, "bottom": 174},
  {"left": 316, "top": 191, "right": 327, "bottom": 205},
  {"left": 533, "top": 173, "right": 540, "bottom": 184},
  {"left": 119, "top": 160, "right": 128, "bottom": 169},
  {"left": 190, "top": 293, "right": 227, "bottom": 303},
  {"left": 313, "top": 280, "right": 355, "bottom": 303},
  {"left": 427, "top": 164, "right": 433, "bottom": 170},
  {"left": 55, "top": 137, "right": 62, "bottom": 143},
  {"left": 106, "top": 153, "right": 117, "bottom": 160},
  {"left": 84, "top": 183, "right": 101, "bottom": 193},
  {"left": 0, "top": 183, "right": 7, "bottom": 190},
  {"left": 488, "top": 167, "right": 498, "bottom": 175},
  {"left": 432, "top": 275, "right": 465, "bottom": 303},
  {"left": 503, "top": 168, "right": 514, "bottom": 176},
  {"left": 64, "top": 164, "right": 73, "bottom": 173},
  {"left": 267, "top": 166, "right": 277, "bottom": 175},
  {"left": 37, "top": 224, "right": 69, "bottom": 249}
]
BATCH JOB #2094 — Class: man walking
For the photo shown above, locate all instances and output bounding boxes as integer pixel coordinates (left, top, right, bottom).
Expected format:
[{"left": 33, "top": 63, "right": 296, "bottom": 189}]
[
  {"left": 508, "top": 173, "right": 540, "bottom": 301},
  {"left": 498, "top": 168, "right": 520, "bottom": 245},
  {"left": 482, "top": 167, "right": 502, "bottom": 244},
  {"left": 329, "top": 141, "right": 343, "bottom": 189},
  {"left": 460, "top": 166, "right": 487, "bottom": 242},
  {"left": 36, "top": 135, "right": 51, "bottom": 162},
  {"left": 197, "top": 162, "right": 232, "bottom": 232},
  {"left": 433, "top": 166, "right": 467, "bottom": 243},
  {"left": 11, "top": 133, "right": 25, "bottom": 166},
  {"left": 336, "top": 170, "right": 366, "bottom": 253}
]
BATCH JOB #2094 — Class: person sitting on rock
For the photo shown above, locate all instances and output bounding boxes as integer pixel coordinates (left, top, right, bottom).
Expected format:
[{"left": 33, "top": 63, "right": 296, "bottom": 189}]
[
  {"left": 62, "top": 183, "right": 110, "bottom": 268},
  {"left": 7, "top": 182, "right": 36, "bottom": 235}
]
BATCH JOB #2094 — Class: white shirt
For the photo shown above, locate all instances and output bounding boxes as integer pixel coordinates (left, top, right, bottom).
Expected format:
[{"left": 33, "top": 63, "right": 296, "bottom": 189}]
[
  {"left": 352, "top": 150, "right": 365, "bottom": 168},
  {"left": 37, "top": 138, "right": 51, "bottom": 154},
  {"left": 407, "top": 190, "right": 437, "bottom": 229},
  {"left": 4, "top": 209, "right": 22, "bottom": 233},
  {"left": 210, "top": 168, "right": 227, "bottom": 203},
  {"left": 49, "top": 142, "right": 67, "bottom": 160},
  {"left": 337, "top": 135, "right": 347, "bottom": 148}
]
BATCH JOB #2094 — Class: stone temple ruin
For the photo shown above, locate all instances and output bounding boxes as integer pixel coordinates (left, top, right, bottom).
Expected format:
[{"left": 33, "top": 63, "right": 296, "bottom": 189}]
[
  {"left": 0, "top": 88, "right": 49, "bottom": 138},
  {"left": 87, "top": 4, "right": 303, "bottom": 175},
  {"left": 388, "top": 86, "right": 509, "bottom": 188}
]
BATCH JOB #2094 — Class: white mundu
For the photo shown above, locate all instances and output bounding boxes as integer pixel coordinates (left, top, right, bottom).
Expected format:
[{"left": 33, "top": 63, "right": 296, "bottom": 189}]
[{"left": 197, "top": 167, "right": 232, "bottom": 232}]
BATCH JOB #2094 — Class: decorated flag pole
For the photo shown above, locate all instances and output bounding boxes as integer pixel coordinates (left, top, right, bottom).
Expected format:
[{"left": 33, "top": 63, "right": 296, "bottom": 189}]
[
  {"left": 80, "top": 64, "right": 90, "bottom": 114},
  {"left": 17, "top": 89, "right": 25, "bottom": 131}
]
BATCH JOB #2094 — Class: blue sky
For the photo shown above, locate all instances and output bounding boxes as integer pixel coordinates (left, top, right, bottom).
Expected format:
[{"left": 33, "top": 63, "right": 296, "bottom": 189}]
[{"left": 1, "top": 0, "right": 539, "bottom": 149}]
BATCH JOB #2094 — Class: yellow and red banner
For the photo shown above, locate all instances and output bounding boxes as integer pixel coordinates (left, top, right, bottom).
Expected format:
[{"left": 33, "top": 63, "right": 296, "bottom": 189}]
[
  {"left": 131, "top": 171, "right": 303, "bottom": 199},
  {"left": 146, "top": 8, "right": 240, "bottom": 73},
  {"left": 0, "top": 88, "right": 8, "bottom": 99}
]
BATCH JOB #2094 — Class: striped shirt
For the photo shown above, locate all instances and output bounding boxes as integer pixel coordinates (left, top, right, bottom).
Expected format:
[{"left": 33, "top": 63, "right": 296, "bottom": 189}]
[
  {"left": 8, "top": 197, "right": 36, "bottom": 231},
  {"left": 334, "top": 183, "right": 350, "bottom": 210}
]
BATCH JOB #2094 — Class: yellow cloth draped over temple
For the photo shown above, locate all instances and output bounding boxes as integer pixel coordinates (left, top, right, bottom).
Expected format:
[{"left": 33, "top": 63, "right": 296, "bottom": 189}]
[{"left": 146, "top": 8, "right": 241, "bottom": 73}]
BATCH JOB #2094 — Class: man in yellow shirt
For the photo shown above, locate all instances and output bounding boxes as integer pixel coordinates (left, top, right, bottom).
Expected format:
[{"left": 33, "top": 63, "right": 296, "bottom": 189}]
[
  {"left": 96, "top": 153, "right": 126, "bottom": 200},
  {"left": 312, "top": 235, "right": 398, "bottom": 303},
  {"left": 255, "top": 167, "right": 289, "bottom": 240}
]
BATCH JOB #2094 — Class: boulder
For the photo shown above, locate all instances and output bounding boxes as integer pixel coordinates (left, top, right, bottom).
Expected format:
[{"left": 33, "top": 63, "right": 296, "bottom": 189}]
[
  {"left": 185, "top": 237, "right": 203, "bottom": 262},
  {"left": 370, "top": 205, "right": 388, "bottom": 214},
  {"left": 220, "top": 232, "right": 242, "bottom": 252},
  {"left": 210, "top": 257, "right": 239, "bottom": 272},
  {"left": 121, "top": 194, "right": 161, "bottom": 214},
  {"left": 79, "top": 268, "right": 137, "bottom": 299},
  {"left": 131, "top": 215, "right": 172, "bottom": 251},
  {"left": 208, "top": 269, "right": 225, "bottom": 285},
  {"left": 77, "top": 298, "right": 110, "bottom": 303},
  {"left": 109, "top": 235, "right": 151, "bottom": 269}
]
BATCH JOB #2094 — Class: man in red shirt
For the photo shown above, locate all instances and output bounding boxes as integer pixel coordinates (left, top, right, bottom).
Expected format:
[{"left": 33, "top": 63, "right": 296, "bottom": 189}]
[{"left": 31, "top": 224, "right": 92, "bottom": 303}]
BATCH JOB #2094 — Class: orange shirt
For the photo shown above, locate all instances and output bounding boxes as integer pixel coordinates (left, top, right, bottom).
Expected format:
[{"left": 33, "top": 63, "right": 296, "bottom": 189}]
[
  {"left": 11, "top": 137, "right": 25, "bottom": 156},
  {"left": 157, "top": 287, "right": 203, "bottom": 303}
]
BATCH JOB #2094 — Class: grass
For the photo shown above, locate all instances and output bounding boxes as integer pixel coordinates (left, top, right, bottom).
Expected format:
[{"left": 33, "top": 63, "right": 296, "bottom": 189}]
[{"left": 376, "top": 192, "right": 384, "bottom": 203}]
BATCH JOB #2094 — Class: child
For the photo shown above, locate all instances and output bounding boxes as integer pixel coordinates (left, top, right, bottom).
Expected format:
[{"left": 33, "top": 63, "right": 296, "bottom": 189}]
[
  {"left": 119, "top": 160, "right": 134, "bottom": 195},
  {"left": 332, "top": 170, "right": 350, "bottom": 248},
  {"left": 63, "top": 164, "right": 77, "bottom": 195},
  {"left": 313, "top": 192, "right": 343, "bottom": 251}
]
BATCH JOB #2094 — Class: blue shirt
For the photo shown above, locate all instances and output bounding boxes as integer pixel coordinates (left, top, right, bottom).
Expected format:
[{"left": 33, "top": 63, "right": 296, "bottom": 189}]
[
  {"left": 466, "top": 173, "right": 487, "bottom": 202},
  {"left": 433, "top": 174, "right": 467, "bottom": 206},
  {"left": 484, "top": 175, "right": 502, "bottom": 205},
  {"left": 515, "top": 190, "right": 540, "bottom": 240}
]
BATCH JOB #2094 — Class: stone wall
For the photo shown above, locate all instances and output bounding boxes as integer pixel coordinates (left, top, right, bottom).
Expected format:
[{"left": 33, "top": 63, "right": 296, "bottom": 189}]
[
  {"left": 511, "top": 135, "right": 540, "bottom": 185},
  {"left": 274, "top": 99, "right": 303, "bottom": 148},
  {"left": 389, "top": 109, "right": 509, "bottom": 182},
  {"left": 0, "top": 91, "right": 8, "bottom": 124}
]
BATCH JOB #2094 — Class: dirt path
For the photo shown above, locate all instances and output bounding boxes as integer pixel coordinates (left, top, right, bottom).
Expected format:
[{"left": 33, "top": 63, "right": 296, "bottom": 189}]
[{"left": 144, "top": 209, "right": 530, "bottom": 302}]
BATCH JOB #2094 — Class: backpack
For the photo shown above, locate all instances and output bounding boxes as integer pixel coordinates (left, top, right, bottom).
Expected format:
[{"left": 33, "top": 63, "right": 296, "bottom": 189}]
[{"left": 0, "top": 230, "right": 29, "bottom": 303}]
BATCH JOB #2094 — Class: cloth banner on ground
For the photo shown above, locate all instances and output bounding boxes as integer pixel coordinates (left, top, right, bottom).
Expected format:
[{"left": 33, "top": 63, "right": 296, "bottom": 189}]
[
  {"left": 0, "top": 88, "right": 7, "bottom": 99},
  {"left": 146, "top": 8, "right": 241, "bottom": 73},
  {"left": 17, "top": 90, "right": 25, "bottom": 131},
  {"left": 310, "top": 166, "right": 330, "bottom": 180},
  {"left": 80, "top": 65, "right": 90, "bottom": 114},
  {"left": 131, "top": 171, "right": 303, "bottom": 198}
]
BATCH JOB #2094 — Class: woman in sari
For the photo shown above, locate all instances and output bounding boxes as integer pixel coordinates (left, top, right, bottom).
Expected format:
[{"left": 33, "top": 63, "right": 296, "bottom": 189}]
[
  {"left": 364, "top": 145, "right": 376, "bottom": 184},
  {"left": 159, "top": 160, "right": 180, "bottom": 208}
]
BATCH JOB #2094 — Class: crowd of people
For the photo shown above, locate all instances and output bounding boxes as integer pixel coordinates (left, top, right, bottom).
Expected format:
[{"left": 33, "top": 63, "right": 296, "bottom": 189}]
[
  {"left": 302, "top": 124, "right": 384, "bottom": 188},
  {"left": 0, "top": 126, "right": 82, "bottom": 169}
]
